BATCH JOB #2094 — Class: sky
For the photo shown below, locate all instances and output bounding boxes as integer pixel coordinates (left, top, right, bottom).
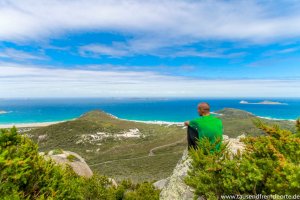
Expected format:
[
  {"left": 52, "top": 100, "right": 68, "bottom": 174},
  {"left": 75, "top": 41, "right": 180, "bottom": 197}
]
[{"left": 0, "top": 0, "right": 300, "bottom": 98}]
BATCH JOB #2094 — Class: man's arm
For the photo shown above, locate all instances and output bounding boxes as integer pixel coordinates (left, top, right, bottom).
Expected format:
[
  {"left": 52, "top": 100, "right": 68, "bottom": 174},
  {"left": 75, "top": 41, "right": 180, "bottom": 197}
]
[{"left": 184, "top": 121, "right": 190, "bottom": 126}]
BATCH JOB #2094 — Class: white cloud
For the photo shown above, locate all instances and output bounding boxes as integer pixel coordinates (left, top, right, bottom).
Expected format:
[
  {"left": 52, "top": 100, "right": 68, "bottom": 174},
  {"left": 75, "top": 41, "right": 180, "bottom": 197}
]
[
  {"left": 0, "top": 63, "right": 299, "bottom": 98},
  {"left": 0, "top": 48, "right": 46, "bottom": 61},
  {"left": 80, "top": 43, "right": 130, "bottom": 57},
  {"left": 79, "top": 41, "right": 247, "bottom": 58},
  {"left": 1, "top": 0, "right": 300, "bottom": 45},
  {"left": 1, "top": 1, "right": 299, "bottom": 98},
  {"left": 171, "top": 49, "right": 246, "bottom": 58}
]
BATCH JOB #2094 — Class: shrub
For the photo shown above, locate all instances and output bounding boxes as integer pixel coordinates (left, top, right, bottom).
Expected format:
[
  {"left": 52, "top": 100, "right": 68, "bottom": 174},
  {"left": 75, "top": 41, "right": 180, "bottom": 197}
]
[
  {"left": 81, "top": 174, "right": 115, "bottom": 200},
  {"left": 66, "top": 154, "right": 78, "bottom": 162},
  {"left": 0, "top": 127, "right": 83, "bottom": 199},
  {"left": 0, "top": 127, "right": 160, "bottom": 199},
  {"left": 186, "top": 119, "right": 300, "bottom": 200},
  {"left": 124, "top": 181, "right": 160, "bottom": 200},
  {"left": 52, "top": 148, "right": 63, "bottom": 155}
]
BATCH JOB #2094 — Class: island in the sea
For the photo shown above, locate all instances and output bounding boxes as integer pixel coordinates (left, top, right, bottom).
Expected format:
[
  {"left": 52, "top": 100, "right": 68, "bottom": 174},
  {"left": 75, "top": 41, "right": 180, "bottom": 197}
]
[
  {"left": 0, "top": 110, "right": 8, "bottom": 114},
  {"left": 240, "top": 100, "right": 287, "bottom": 105}
]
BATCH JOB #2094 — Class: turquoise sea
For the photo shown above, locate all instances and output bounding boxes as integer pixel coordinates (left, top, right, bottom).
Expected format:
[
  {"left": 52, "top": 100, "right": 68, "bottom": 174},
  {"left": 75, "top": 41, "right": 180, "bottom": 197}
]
[{"left": 0, "top": 98, "right": 299, "bottom": 124}]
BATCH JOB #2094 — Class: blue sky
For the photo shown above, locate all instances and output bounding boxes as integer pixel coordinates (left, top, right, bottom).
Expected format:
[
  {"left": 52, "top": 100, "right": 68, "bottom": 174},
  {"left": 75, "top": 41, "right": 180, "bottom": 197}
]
[{"left": 0, "top": 0, "right": 300, "bottom": 98}]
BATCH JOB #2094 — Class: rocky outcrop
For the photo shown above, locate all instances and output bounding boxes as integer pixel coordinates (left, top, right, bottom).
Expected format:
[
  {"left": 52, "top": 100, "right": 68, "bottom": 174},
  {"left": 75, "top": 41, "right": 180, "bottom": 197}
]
[
  {"left": 158, "top": 135, "right": 245, "bottom": 200},
  {"left": 223, "top": 134, "right": 245, "bottom": 154},
  {"left": 159, "top": 150, "right": 196, "bottom": 200},
  {"left": 41, "top": 150, "right": 93, "bottom": 178},
  {"left": 37, "top": 134, "right": 47, "bottom": 142},
  {"left": 153, "top": 179, "right": 169, "bottom": 190}
]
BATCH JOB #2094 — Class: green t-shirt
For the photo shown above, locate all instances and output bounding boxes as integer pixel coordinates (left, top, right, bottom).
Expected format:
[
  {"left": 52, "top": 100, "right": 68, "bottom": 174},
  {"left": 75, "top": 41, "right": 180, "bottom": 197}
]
[{"left": 189, "top": 115, "right": 223, "bottom": 150}]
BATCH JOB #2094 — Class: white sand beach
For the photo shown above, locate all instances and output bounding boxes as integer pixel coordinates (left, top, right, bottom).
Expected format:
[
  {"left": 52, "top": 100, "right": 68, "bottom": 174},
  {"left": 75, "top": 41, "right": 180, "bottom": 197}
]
[
  {"left": 0, "top": 113, "right": 182, "bottom": 129},
  {"left": 107, "top": 112, "right": 183, "bottom": 125},
  {"left": 0, "top": 121, "right": 63, "bottom": 128}
]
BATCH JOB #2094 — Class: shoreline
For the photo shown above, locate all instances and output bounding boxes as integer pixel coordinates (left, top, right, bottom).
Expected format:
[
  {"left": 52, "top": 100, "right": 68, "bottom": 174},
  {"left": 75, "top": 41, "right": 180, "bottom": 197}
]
[
  {"left": 106, "top": 113, "right": 183, "bottom": 125},
  {"left": 256, "top": 115, "right": 296, "bottom": 122},
  {"left": 0, "top": 118, "right": 183, "bottom": 128},
  {"left": 0, "top": 112, "right": 296, "bottom": 129},
  {"left": 0, "top": 120, "right": 69, "bottom": 129}
]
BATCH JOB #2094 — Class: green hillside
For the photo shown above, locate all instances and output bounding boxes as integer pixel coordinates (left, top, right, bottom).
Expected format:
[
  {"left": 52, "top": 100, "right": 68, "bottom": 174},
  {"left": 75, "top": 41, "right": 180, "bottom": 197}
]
[
  {"left": 218, "top": 108, "right": 295, "bottom": 137},
  {"left": 26, "top": 108, "right": 295, "bottom": 182},
  {"left": 28, "top": 110, "right": 186, "bottom": 182}
]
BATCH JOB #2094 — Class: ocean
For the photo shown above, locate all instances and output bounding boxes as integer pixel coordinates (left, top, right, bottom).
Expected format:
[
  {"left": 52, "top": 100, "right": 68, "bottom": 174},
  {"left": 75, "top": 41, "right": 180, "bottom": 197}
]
[{"left": 0, "top": 98, "right": 299, "bottom": 124}]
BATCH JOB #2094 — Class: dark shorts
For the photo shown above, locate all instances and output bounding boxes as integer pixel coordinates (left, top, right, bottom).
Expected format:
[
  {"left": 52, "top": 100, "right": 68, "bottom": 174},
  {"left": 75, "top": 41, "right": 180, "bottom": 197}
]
[{"left": 187, "top": 126, "right": 198, "bottom": 149}]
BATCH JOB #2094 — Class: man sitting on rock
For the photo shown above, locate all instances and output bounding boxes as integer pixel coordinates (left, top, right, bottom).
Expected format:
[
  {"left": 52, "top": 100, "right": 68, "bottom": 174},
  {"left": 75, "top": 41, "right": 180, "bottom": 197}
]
[{"left": 184, "top": 102, "right": 223, "bottom": 150}]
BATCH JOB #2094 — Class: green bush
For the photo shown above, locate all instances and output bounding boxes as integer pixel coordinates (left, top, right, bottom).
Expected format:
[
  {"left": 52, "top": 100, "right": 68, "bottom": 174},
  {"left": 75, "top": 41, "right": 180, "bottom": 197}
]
[
  {"left": 124, "top": 181, "right": 160, "bottom": 200},
  {"left": 52, "top": 148, "right": 63, "bottom": 155},
  {"left": 66, "top": 154, "right": 78, "bottom": 162},
  {"left": 186, "top": 119, "right": 300, "bottom": 200},
  {"left": 83, "top": 178, "right": 160, "bottom": 200},
  {"left": 0, "top": 127, "right": 160, "bottom": 199},
  {"left": 81, "top": 174, "right": 115, "bottom": 200},
  {"left": 0, "top": 127, "right": 83, "bottom": 199}
]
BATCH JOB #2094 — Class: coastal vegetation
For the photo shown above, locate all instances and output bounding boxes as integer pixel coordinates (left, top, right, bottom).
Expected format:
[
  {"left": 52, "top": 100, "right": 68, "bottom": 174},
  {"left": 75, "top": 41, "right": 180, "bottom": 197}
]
[
  {"left": 24, "top": 108, "right": 295, "bottom": 182},
  {"left": 186, "top": 119, "right": 300, "bottom": 199},
  {"left": 0, "top": 109, "right": 298, "bottom": 199},
  {"left": 26, "top": 110, "right": 187, "bottom": 182},
  {"left": 0, "top": 127, "right": 160, "bottom": 199},
  {"left": 52, "top": 148, "right": 63, "bottom": 155},
  {"left": 66, "top": 154, "right": 78, "bottom": 162}
]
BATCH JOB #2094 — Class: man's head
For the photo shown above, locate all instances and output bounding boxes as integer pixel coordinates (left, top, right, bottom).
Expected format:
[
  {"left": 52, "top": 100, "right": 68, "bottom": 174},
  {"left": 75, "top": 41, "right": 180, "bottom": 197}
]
[{"left": 197, "top": 102, "right": 210, "bottom": 116}]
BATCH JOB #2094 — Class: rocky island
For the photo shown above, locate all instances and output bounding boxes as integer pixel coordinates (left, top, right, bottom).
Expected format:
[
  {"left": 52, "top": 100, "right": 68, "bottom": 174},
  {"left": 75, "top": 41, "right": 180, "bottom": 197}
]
[
  {"left": 240, "top": 100, "right": 287, "bottom": 105},
  {"left": 0, "top": 110, "right": 8, "bottom": 114}
]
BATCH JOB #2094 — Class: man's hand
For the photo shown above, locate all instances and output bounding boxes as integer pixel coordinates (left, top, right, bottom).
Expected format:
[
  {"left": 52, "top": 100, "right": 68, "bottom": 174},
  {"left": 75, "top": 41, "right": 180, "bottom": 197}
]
[{"left": 184, "top": 121, "right": 190, "bottom": 126}]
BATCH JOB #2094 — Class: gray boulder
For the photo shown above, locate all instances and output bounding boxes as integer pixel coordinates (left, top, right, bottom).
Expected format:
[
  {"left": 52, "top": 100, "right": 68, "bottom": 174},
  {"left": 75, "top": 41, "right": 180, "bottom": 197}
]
[
  {"left": 154, "top": 178, "right": 169, "bottom": 190},
  {"left": 43, "top": 150, "right": 93, "bottom": 178},
  {"left": 159, "top": 149, "right": 198, "bottom": 200}
]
